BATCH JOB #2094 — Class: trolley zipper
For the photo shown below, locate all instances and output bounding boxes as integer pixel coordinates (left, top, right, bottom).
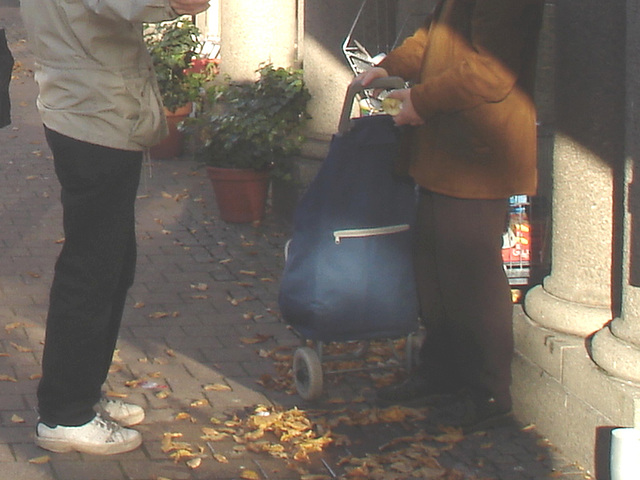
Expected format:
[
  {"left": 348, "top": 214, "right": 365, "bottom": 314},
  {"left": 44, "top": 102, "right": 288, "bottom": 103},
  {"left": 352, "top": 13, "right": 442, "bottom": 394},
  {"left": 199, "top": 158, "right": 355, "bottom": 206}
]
[{"left": 333, "top": 224, "right": 410, "bottom": 244}]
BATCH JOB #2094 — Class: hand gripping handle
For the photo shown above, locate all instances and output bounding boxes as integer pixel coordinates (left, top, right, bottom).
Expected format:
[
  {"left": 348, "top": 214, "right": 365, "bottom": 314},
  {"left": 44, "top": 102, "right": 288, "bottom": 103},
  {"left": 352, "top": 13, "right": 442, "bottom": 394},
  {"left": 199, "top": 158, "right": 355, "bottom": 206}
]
[{"left": 337, "top": 76, "right": 405, "bottom": 135}]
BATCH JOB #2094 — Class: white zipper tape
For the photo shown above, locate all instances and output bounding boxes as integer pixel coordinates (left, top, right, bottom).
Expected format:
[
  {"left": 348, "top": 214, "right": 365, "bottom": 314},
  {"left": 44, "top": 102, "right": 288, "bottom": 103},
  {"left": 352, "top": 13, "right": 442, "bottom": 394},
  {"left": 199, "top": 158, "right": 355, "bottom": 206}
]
[{"left": 333, "top": 224, "right": 411, "bottom": 244}]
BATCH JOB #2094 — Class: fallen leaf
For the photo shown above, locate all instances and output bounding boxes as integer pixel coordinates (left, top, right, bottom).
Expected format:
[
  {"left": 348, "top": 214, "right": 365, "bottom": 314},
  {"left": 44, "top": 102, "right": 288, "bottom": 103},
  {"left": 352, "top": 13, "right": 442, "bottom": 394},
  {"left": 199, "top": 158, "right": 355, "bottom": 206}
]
[
  {"left": 10, "top": 342, "right": 32, "bottom": 353},
  {"left": 186, "top": 457, "right": 202, "bottom": 469},
  {"left": 204, "top": 383, "right": 232, "bottom": 392},
  {"left": 201, "top": 427, "right": 228, "bottom": 442},
  {"left": 5, "top": 322, "right": 34, "bottom": 332},
  {"left": 239, "top": 469, "right": 260, "bottom": 479},
  {"left": 28, "top": 455, "right": 51, "bottom": 464},
  {"left": 240, "top": 334, "right": 273, "bottom": 345},
  {"left": 11, "top": 414, "right": 24, "bottom": 423},
  {"left": 105, "top": 391, "right": 128, "bottom": 399},
  {"left": 170, "top": 449, "right": 196, "bottom": 463}
]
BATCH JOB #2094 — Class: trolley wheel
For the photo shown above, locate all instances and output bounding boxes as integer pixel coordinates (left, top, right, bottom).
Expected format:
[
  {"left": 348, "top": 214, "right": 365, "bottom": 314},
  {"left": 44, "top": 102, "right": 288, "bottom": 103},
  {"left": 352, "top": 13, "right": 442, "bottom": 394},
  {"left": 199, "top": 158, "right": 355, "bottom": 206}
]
[{"left": 293, "top": 347, "right": 323, "bottom": 400}]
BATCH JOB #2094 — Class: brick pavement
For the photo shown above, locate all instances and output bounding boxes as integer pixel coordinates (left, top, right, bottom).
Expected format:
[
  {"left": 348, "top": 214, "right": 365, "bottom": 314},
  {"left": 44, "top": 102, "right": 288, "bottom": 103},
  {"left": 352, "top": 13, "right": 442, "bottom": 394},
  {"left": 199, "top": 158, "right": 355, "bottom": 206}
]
[{"left": 0, "top": 4, "right": 594, "bottom": 479}]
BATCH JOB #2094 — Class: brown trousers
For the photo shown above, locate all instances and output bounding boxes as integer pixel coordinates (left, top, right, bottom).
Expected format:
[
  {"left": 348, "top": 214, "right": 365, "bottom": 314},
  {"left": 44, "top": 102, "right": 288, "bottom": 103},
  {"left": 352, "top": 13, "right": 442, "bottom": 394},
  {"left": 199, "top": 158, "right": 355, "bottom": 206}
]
[{"left": 415, "top": 189, "right": 513, "bottom": 409}]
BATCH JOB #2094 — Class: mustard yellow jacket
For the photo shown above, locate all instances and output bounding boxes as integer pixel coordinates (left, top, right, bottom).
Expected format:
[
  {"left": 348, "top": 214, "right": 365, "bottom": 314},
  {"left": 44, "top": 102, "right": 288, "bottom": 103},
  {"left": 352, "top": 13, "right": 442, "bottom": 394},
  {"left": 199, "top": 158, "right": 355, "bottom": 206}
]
[
  {"left": 379, "top": 0, "right": 544, "bottom": 199},
  {"left": 21, "top": 0, "right": 178, "bottom": 151}
]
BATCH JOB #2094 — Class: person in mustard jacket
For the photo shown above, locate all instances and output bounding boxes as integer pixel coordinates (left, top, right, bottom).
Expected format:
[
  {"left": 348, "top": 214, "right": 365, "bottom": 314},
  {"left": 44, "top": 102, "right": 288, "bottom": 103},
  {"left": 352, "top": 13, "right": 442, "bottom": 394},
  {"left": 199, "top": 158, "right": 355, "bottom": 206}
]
[
  {"left": 354, "top": 0, "right": 544, "bottom": 431},
  {"left": 21, "top": 0, "right": 210, "bottom": 455}
]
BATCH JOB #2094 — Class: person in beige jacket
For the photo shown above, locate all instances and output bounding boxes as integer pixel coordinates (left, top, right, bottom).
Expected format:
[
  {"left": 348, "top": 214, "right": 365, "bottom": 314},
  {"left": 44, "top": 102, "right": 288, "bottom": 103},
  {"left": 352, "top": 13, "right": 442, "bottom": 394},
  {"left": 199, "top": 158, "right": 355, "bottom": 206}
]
[
  {"left": 354, "top": 0, "right": 544, "bottom": 431},
  {"left": 21, "top": 0, "right": 209, "bottom": 455}
]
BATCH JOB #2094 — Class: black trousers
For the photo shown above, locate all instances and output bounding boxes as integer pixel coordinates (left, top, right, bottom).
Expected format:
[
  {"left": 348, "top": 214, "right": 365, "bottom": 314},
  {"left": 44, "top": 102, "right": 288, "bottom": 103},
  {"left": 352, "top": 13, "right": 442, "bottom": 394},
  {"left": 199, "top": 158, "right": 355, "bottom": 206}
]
[
  {"left": 414, "top": 189, "right": 514, "bottom": 410},
  {"left": 37, "top": 127, "right": 142, "bottom": 426}
]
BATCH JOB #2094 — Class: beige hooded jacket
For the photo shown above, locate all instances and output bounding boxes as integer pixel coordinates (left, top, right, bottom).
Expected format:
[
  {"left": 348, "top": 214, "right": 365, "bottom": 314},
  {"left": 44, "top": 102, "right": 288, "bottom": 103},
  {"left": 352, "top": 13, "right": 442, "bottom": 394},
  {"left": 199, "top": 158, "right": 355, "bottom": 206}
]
[{"left": 21, "top": 0, "right": 178, "bottom": 151}]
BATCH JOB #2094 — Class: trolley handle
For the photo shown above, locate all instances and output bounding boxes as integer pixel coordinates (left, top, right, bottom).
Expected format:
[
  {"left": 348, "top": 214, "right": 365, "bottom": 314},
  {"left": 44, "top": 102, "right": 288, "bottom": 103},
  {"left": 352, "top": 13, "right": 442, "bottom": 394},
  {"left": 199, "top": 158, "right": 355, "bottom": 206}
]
[{"left": 338, "top": 76, "right": 405, "bottom": 135}]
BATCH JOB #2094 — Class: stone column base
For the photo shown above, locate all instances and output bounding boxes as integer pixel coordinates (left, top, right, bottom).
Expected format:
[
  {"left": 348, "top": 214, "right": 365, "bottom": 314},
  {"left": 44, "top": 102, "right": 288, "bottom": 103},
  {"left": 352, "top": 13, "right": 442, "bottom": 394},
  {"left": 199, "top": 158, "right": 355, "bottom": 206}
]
[
  {"left": 512, "top": 307, "right": 640, "bottom": 477},
  {"left": 591, "top": 326, "right": 640, "bottom": 384},
  {"left": 524, "top": 284, "right": 612, "bottom": 337}
]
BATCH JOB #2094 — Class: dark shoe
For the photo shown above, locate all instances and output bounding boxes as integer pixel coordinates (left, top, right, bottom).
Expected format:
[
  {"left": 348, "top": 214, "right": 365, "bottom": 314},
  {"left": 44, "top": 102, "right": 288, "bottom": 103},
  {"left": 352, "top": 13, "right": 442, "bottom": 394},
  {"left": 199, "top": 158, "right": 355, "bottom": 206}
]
[
  {"left": 376, "top": 376, "right": 458, "bottom": 407},
  {"left": 457, "top": 392, "right": 513, "bottom": 433}
]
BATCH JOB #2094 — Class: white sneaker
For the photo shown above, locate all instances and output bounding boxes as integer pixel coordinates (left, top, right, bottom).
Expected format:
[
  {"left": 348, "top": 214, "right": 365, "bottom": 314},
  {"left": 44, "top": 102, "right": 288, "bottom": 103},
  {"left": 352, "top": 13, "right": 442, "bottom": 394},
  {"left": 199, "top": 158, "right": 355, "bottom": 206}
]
[
  {"left": 96, "top": 398, "right": 145, "bottom": 427},
  {"left": 35, "top": 414, "right": 142, "bottom": 455}
]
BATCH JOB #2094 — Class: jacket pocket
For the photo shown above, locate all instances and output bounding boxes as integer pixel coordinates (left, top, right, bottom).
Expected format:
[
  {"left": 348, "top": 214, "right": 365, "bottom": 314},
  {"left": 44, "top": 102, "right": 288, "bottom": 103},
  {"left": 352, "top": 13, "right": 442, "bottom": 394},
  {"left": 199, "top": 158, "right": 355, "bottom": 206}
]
[{"left": 122, "top": 69, "right": 167, "bottom": 147}]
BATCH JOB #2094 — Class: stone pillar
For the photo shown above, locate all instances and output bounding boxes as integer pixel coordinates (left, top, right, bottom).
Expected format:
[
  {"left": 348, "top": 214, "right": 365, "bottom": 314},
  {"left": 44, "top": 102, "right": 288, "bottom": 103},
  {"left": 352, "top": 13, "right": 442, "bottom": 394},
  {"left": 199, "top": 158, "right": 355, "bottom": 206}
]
[
  {"left": 219, "top": 0, "right": 298, "bottom": 82},
  {"left": 524, "top": 0, "right": 625, "bottom": 338},
  {"left": 302, "top": 0, "right": 362, "bottom": 137},
  {"left": 591, "top": 0, "right": 640, "bottom": 384}
]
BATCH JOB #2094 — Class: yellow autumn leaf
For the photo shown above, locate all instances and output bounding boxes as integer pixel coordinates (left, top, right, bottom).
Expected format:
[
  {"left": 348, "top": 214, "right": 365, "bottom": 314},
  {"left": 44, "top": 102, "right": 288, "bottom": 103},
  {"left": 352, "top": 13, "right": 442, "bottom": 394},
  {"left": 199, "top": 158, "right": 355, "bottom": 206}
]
[
  {"left": 186, "top": 457, "right": 202, "bottom": 469},
  {"left": 239, "top": 469, "right": 260, "bottom": 480},
  {"left": 0, "top": 375, "right": 17, "bottom": 382},
  {"left": 201, "top": 427, "right": 228, "bottom": 442},
  {"left": 213, "top": 453, "right": 228, "bottom": 463},
  {"left": 28, "top": 455, "right": 51, "bottom": 464},
  {"left": 434, "top": 428, "right": 464, "bottom": 444},
  {"left": 169, "top": 449, "right": 196, "bottom": 463},
  {"left": 11, "top": 414, "right": 25, "bottom": 423},
  {"left": 124, "top": 379, "right": 145, "bottom": 388},
  {"left": 204, "top": 383, "right": 232, "bottom": 392},
  {"left": 105, "top": 391, "right": 128, "bottom": 399}
]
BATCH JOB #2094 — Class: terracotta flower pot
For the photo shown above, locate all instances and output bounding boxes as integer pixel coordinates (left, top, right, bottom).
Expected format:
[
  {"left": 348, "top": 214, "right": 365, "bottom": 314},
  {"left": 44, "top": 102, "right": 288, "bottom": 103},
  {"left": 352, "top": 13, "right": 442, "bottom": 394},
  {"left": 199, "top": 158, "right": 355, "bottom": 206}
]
[
  {"left": 150, "top": 103, "right": 192, "bottom": 160},
  {"left": 206, "top": 166, "right": 270, "bottom": 223}
]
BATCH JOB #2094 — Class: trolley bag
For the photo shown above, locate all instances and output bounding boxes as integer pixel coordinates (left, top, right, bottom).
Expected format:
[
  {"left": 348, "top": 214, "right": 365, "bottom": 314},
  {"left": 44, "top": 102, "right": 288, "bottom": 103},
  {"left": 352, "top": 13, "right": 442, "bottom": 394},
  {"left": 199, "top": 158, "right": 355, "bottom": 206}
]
[{"left": 278, "top": 78, "right": 419, "bottom": 343}]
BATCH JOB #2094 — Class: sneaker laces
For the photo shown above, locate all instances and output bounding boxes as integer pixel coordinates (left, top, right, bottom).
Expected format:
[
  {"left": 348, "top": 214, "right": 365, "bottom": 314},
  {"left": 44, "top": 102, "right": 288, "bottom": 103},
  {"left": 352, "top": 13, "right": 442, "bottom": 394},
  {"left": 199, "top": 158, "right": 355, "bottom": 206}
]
[{"left": 92, "top": 414, "right": 122, "bottom": 443}]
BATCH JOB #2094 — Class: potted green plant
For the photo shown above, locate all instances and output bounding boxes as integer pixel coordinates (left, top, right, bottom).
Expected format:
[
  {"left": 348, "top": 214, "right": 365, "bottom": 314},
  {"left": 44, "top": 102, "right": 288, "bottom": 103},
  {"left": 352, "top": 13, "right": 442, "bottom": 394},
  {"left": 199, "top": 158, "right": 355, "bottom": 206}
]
[
  {"left": 185, "top": 63, "right": 311, "bottom": 223},
  {"left": 144, "top": 17, "right": 210, "bottom": 159}
]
